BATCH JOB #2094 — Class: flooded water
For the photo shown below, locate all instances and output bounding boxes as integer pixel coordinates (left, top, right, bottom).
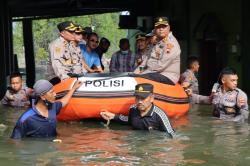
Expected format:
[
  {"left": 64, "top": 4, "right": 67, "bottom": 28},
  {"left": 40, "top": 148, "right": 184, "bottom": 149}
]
[{"left": 1, "top": 104, "right": 250, "bottom": 166}]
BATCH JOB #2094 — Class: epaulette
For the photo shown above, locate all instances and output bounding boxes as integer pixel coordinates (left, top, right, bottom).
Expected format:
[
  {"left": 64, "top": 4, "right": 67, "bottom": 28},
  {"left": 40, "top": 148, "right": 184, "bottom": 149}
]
[
  {"left": 234, "top": 88, "right": 240, "bottom": 93},
  {"left": 162, "top": 37, "right": 168, "bottom": 43},
  {"left": 63, "top": 41, "right": 68, "bottom": 46}
]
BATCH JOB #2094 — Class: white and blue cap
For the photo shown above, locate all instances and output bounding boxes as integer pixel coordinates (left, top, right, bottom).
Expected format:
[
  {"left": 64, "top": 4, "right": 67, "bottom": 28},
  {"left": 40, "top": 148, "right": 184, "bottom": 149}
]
[{"left": 33, "top": 80, "right": 53, "bottom": 96}]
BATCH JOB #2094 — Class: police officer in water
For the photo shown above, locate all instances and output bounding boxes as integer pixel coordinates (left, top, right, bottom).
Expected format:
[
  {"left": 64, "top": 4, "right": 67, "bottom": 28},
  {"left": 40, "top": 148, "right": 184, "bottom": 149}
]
[
  {"left": 100, "top": 83, "right": 175, "bottom": 138},
  {"left": 211, "top": 67, "right": 249, "bottom": 122}
]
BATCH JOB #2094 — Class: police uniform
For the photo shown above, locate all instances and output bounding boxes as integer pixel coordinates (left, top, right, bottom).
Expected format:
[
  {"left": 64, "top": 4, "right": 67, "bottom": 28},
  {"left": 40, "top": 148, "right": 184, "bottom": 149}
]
[
  {"left": 47, "top": 37, "right": 72, "bottom": 80},
  {"left": 138, "top": 17, "right": 181, "bottom": 84},
  {"left": 191, "top": 93, "right": 211, "bottom": 104},
  {"left": 180, "top": 69, "right": 199, "bottom": 94},
  {"left": 135, "top": 34, "right": 148, "bottom": 66},
  {"left": 47, "top": 21, "right": 85, "bottom": 81},
  {"left": 212, "top": 86, "right": 249, "bottom": 122},
  {"left": 179, "top": 69, "right": 211, "bottom": 104},
  {"left": 69, "top": 41, "right": 87, "bottom": 75},
  {"left": 1, "top": 87, "right": 30, "bottom": 107},
  {"left": 112, "top": 83, "right": 175, "bottom": 138},
  {"left": 72, "top": 25, "right": 87, "bottom": 74},
  {"left": 134, "top": 45, "right": 153, "bottom": 74},
  {"left": 138, "top": 48, "right": 150, "bottom": 64}
]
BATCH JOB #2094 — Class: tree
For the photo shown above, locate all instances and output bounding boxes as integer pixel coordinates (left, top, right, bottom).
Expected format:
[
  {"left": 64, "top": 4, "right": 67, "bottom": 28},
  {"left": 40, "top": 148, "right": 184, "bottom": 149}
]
[{"left": 13, "top": 12, "right": 127, "bottom": 68}]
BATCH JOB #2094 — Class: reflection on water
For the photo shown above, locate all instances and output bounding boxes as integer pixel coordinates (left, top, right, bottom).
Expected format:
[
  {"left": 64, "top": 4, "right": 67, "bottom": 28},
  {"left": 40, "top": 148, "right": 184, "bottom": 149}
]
[{"left": 1, "top": 104, "right": 250, "bottom": 165}]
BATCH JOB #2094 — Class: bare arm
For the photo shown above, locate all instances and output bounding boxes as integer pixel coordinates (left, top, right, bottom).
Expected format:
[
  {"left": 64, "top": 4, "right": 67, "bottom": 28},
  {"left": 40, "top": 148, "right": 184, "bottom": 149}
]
[
  {"left": 81, "top": 59, "right": 95, "bottom": 73},
  {"left": 93, "top": 66, "right": 103, "bottom": 73},
  {"left": 59, "top": 80, "right": 82, "bottom": 107}
]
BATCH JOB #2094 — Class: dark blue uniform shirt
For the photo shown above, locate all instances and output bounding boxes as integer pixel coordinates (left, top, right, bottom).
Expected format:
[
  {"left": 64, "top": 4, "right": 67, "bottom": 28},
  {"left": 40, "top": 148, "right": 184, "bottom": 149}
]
[
  {"left": 11, "top": 101, "right": 62, "bottom": 139},
  {"left": 114, "top": 104, "right": 175, "bottom": 137}
]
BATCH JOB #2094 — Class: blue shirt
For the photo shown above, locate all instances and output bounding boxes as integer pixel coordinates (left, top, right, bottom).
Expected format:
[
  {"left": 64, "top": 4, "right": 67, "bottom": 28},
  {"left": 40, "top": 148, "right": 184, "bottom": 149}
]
[
  {"left": 11, "top": 102, "right": 62, "bottom": 139},
  {"left": 80, "top": 44, "right": 101, "bottom": 68}
]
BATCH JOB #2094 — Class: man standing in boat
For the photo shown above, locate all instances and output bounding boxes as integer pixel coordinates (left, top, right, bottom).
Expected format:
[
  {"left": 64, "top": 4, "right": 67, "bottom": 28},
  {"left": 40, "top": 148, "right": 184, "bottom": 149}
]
[
  {"left": 47, "top": 21, "right": 86, "bottom": 85},
  {"left": 100, "top": 83, "right": 175, "bottom": 138},
  {"left": 134, "top": 33, "right": 148, "bottom": 67},
  {"left": 134, "top": 17, "right": 181, "bottom": 85}
]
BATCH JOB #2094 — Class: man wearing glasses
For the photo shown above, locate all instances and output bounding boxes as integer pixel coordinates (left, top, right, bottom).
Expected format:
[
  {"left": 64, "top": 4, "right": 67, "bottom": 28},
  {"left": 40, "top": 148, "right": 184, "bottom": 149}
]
[
  {"left": 134, "top": 17, "right": 181, "bottom": 85},
  {"left": 100, "top": 83, "right": 175, "bottom": 138},
  {"left": 80, "top": 32, "right": 103, "bottom": 73}
]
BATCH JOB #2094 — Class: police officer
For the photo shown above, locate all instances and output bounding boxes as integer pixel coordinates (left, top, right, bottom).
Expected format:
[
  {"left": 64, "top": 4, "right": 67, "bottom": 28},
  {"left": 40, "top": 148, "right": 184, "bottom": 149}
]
[
  {"left": 71, "top": 25, "right": 88, "bottom": 75},
  {"left": 179, "top": 56, "right": 211, "bottom": 104},
  {"left": 134, "top": 17, "right": 181, "bottom": 85},
  {"left": 211, "top": 67, "right": 249, "bottom": 122},
  {"left": 135, "top": 33, "right": 148, "bottom": 66},
  {"left": 47, "top": 21, "right": 86, "bottom": 85},
  {"left": 100, "top": 83, "right": 175, "bottom": 138},
  {"left": 1, "top": 72, "right": 32, "bottom": 107},
  {"left": 180, "top": 56, "right": 200, "bottom": 94}
]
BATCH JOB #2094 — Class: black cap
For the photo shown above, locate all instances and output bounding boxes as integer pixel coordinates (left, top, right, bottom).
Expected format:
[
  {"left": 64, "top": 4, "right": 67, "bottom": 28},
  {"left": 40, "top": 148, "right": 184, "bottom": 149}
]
[
  {"left": 57, "top": 21, "right": 76, "bottom": 32},
  {"left": 135, "top": 33, "right": 146, "bottom": 41},
  {"left": 74, "top": 25, "right": 84, "bottom": 33},
  {"left": 134, "top": 83, "right": 153, "bottom": 98},
  {"left": 83, "top": 26, "right": 92, "bottom": 34},
  {"left": 154, "top": 17, "right": 169, "bottom": 27}
]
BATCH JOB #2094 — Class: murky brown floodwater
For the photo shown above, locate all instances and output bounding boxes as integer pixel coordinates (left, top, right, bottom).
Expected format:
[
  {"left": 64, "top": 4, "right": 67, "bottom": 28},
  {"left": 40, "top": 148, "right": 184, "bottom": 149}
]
[{"left": 1, "top": 104, "right": 250, "bottom": 166}]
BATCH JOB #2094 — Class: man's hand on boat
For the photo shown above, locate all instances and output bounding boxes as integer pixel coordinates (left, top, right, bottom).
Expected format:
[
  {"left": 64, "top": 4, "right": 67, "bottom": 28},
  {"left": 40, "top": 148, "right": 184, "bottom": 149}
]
[
  {"left": 100, "top": 111, "right": 115, "bottom": 121},
  {"left": 72, "top": 80, "right": 82, "bottom": 90},
  {"left": 59, "top": 80, "right": 83, "bottom": 107},
  {"left": 181, "top": 82, "right": 192, "bottom": 96}
]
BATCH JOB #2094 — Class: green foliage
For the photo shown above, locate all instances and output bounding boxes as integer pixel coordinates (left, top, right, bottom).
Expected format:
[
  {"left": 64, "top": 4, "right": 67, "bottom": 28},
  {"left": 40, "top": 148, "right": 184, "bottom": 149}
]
[
  {"left": 13, "top": 12, "right": 127, "bottom": 63},
  {"left": 36, "top": 47, "right": 48, "bottom": 60},
  {"left": 12, "top": 22, "right": 24, "bottom": 59}
]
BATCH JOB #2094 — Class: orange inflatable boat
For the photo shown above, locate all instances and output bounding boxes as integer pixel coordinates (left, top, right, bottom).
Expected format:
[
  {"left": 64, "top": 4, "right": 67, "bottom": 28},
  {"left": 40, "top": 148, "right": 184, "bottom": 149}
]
[{"left": 54, "top": 73, "right": 190, "bottom": 121}]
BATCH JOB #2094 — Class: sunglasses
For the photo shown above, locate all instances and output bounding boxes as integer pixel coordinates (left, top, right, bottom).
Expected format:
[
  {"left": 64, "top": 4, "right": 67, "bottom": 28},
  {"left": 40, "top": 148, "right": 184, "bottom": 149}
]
[{"left": 90, "top": 39, "right": 99, "bottom": 44}]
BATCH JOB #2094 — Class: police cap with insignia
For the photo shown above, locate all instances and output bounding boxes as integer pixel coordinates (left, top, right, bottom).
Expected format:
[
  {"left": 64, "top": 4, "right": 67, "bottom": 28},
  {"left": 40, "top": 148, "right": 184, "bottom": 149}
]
[
  {"left": 57, "top": 21, "right": 76, "bottom": 32},
  {"left": 134, "top": 83, "right": 154, "bottom": 98},
  {"left": 74, "top": 25, "right": 84, "bottom": 33},
  {"left": 154, "top": 17, "right": 169, "bottom": 27},
  {"left": 136, "top": 33, "right": 146, "bottom": 41}
]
